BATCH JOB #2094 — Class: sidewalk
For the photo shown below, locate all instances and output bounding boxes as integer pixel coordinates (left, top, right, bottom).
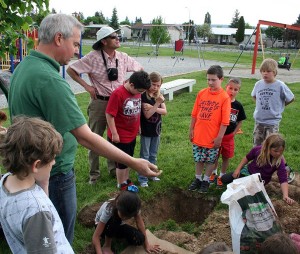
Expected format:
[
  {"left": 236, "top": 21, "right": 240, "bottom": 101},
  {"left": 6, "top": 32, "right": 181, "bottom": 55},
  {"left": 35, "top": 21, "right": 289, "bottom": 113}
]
[{"left": 1, "top": 56, "right": 299, "bottom": 109}]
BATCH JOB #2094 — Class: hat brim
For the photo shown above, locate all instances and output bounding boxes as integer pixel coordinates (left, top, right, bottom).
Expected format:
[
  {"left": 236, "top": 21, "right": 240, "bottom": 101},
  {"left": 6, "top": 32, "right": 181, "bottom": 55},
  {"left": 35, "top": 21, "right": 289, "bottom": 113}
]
[{"left": 92, "top": 28, "right": 121, "bottom": 50}]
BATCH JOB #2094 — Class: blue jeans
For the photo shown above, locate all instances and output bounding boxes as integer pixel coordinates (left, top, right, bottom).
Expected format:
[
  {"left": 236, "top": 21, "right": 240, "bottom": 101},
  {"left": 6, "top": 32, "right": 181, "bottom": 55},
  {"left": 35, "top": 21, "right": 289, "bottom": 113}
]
[
  {"left": 138, "top": 135, "right": 160, "bottom": 184},
  {"left": 49, "top": 169, "right": 76, "bottom": 244}
]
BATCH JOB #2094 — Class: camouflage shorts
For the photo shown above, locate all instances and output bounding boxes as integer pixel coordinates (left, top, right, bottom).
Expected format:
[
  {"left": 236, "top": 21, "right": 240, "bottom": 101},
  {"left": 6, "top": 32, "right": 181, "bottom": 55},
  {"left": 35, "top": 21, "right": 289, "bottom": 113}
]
[
  {"left": 192, "top": 145, "right": 219, "bottom": 164},
  {"left": 253, "top": 123, "right": 279, "bottom": 146}
]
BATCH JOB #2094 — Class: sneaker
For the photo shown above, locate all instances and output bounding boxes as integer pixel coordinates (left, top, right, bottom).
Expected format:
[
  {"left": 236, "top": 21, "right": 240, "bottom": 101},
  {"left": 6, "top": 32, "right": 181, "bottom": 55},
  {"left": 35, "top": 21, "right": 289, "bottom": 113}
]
[
  {"left": 119, "top": 179, "right": 134, "bottom": 190},
  {"left": 216, "top": 176, "right": 223, "bottom": 188},
  {"left": 188, "top": 178, "right": 202, "bottom": 191},
  {"left": 150, "top": 176, "right": 160, "bottom": 181},
  {"left": 209, "top": 173, "right": 218, "bottom": 184},
  {"left": 199, "top": 181, "right": 210, "bottom": 193},
  {"left": 140, "top": 182, "right": 149, "bottom": 188},
  {"left": 286, "top": 166, "right": 296, "bottom": 184}
]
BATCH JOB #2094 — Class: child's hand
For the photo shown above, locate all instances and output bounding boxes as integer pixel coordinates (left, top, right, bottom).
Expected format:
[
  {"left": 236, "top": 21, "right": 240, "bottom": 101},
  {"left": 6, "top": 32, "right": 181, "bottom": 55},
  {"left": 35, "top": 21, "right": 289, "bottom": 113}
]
[
  {"left": 145, "top": 244, "right": 161, "bottom": 253},
  {"left": 112, "top": 133, "right": 120, "bottom": 143},
  {"left": 156, "top": 94, "right": 165, "bottom": 104},
  {"left": 232, "top": 169, "right": 240, "bottom": 179},
  {"left": 283, "top": 196, "right": 295, "bottom": 205},
  {"left": 213, "top": 136, "right": 222, "bottom": 148},
  {"left": 143, "top": 103, "right": 153, "bottom": 111}
]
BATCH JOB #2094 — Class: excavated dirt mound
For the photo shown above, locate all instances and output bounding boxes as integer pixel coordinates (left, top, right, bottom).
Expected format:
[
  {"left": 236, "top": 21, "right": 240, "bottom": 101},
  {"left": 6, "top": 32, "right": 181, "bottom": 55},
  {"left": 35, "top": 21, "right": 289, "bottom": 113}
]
[{"left": 78, "top": 176, "right": 300, "bottom": 254}]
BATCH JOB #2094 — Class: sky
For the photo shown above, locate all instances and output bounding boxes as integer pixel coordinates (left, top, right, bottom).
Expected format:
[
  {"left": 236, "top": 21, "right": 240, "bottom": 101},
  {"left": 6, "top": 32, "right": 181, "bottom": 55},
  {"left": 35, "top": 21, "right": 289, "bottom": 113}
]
[{"left": 49, "top": 0, "right": 299, "bottom": 27}]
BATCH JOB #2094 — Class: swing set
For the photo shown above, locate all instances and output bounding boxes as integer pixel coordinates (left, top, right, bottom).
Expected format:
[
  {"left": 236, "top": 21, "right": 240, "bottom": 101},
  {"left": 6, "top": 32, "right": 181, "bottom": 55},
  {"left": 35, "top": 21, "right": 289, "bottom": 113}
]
[
  {"left": 230, "top": 20, "right": 300, "bottom": 74},
  {"left": 130, "top": 23, "right": 205, "bottom": 67}
]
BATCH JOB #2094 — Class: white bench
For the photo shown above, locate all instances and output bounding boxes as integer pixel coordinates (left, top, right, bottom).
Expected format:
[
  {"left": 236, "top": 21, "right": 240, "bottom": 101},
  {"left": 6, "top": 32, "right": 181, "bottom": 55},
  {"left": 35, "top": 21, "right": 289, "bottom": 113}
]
[{"left": 160, "top": 79, "right": 196, "bottom": 101}]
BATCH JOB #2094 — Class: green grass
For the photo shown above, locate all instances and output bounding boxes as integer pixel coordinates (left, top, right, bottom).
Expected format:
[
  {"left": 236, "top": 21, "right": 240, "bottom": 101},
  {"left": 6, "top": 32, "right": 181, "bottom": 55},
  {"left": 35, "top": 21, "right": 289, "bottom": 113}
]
[
  {"left": 80, "top": 43, "right": 300, "bottom": 69},
  {"left": 1, "top": 54, "right": 300, "bottom": 253}
]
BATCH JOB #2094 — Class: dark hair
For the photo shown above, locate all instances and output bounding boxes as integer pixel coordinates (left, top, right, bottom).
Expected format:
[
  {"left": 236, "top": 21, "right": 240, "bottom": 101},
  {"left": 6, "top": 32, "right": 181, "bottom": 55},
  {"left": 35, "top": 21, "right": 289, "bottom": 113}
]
[
  {"left": 129, "top": 70, "right": 151, "bottom": 90},
  {"left": 198, "top": 242, "right": 231, "bottom": 254},
  {"left": 0, "top": 111, "right": 7, "bottom": 122},
  {"left": 108, "top": 191, "right": 141, "bottom": 219},
  {"left": 0, "top": 116, "right": 63, "bottom": 179},
  {"left": 207, "top": 65, "right": 224, "bottom": 79},
  {"left": 258, "top": 233, "right": 298, "bottom": 254}
]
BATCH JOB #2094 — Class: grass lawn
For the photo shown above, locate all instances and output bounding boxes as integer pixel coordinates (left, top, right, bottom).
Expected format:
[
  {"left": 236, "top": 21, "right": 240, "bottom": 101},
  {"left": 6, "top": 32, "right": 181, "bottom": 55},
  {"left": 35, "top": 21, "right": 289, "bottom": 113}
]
[{"left": 0, "top": 52, "right": 300, "bottom": 253}]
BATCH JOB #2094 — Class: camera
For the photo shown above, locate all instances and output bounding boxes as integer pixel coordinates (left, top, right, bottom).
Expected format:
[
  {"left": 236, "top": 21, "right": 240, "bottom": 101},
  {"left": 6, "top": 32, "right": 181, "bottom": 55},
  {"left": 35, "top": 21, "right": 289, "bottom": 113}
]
[{"left": 107, "top": 68, "right": 118, "bottom": 81}]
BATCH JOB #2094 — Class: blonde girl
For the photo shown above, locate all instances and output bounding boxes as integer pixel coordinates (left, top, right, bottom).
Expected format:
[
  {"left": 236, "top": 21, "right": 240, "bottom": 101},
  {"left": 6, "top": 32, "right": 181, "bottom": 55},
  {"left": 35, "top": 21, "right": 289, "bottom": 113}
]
[{"left": 221, "top": 133, "right": 295, "bottom": 205}]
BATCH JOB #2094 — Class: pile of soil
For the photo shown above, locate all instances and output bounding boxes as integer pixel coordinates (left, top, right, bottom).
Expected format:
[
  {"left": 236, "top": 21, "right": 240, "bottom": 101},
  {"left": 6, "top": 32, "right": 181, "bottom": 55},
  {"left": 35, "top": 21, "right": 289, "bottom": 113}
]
[{"left": 78, "top": 174, "right": 300, "bottom": 254}]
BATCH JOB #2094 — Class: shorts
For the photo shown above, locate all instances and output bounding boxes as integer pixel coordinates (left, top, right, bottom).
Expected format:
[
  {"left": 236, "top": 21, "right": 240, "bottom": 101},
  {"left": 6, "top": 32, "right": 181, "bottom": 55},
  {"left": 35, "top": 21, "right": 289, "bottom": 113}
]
[
  {"left": 253, "top": 123, "right": 279, "bottom": 146},
  {"left": 192, "top": 145, "right": 219, "bottom": 164},
  {"left": 108, "top": 138, "right": 136, "bottom": 169},
  {"left": 220, "top": 132, "right": 235, "bottom": 159}
]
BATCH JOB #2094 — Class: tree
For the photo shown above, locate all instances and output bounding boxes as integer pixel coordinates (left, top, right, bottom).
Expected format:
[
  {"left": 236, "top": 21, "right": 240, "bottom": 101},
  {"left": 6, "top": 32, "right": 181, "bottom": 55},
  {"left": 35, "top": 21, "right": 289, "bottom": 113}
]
[
  {"left": 110, "top": 7, "right": 119, "bottom": 30},
  {"left": 296, "top": 14, "right": 300, "bottom": 24},
  {"left": 235, "top": 16, "right": 245, "bottom": 44},
  {"left": 0, "top": 0, "right": 49, "bottom": 58},
  {"left": 197, "top": 23, "right": 212, "bottom": 42},
  {"left": 149, "top": 16, "right": 170, "bottom": 54},
  {"left": 204, "top": 12, "right": 211, "bottom": 25},
  {"left": 120, "top": 16, "right": 131, "bottom": 25},
  {"left": 265, "top": 26, "right": 284, "bottom": 47},
  {"left": 230, "top": 9, "right": 240, "bottom": 28},
  {"left": 135, "top": 17, "right": 142, "bottom": 24}
]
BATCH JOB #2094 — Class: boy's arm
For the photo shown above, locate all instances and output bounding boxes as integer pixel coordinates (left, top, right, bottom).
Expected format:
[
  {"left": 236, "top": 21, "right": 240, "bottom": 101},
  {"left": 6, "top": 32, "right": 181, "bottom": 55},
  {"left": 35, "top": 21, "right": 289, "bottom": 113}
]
[
  {"left": 252, "top": 96, "right": 256, "bottom": 102},
  {"left": 24, "top": 211, "right": 58, "bottom": 253},
  {"left": 213, "top": 124, "right": 227, "bottom": 148},
  {"left": 142, "top": 96, "right": 166, "bottom": 119},
  {"left": 233, "top": 121, "right": 243, "bottom": 135},
  {"left": 280, "top": 182, "right": 295, "bottom": 205},
  {"left": 105, "top": 113, "right": 120, "bottom": 143},
  {"left": 189, "top": 117, "right": 196, "bottom": 142},
  {"left": 285, "top": 97, "right": 294, "bottom": 106},
  {"left": 92, "top": 222, "right": 106, "bottom": 254}
]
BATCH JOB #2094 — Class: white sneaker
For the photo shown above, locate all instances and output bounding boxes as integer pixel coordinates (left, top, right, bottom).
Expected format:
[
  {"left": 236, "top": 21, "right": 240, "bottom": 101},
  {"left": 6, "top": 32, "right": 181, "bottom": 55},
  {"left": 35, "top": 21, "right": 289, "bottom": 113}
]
[
  {"left": 151, "top": 176, "right": 160, "bottom": 181},
  {"left": 140, "top": 182, "right": 149, "bottom": 187}
]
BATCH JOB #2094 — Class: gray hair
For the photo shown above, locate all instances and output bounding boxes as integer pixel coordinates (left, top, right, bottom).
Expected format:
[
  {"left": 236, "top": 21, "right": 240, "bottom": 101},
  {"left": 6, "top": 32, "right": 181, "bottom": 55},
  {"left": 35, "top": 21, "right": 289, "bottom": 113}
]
[{"left": 38, "top": 14, "right": 84, "bottom": 44}]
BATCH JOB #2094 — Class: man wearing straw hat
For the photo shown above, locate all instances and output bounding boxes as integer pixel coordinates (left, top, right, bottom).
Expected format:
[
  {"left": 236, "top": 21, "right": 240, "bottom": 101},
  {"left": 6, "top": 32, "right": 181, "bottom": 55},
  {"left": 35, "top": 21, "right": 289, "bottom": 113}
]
[{"left": 67, "top": 26, "right": 142, "bottom": 184}]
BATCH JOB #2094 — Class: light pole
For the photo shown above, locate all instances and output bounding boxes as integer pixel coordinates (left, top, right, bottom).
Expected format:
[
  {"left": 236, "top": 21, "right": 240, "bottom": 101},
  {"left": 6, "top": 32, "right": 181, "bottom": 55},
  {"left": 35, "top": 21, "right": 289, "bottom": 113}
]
[{"left": 185, "top": 7, "right": 191, "bottom": 43}]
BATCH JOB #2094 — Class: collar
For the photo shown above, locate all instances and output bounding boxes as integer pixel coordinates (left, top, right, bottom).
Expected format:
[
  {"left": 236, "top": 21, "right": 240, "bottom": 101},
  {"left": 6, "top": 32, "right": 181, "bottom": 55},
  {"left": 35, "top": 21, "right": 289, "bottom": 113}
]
[{"left": 29, "top": 50, "right": 60, "bottom": 72}]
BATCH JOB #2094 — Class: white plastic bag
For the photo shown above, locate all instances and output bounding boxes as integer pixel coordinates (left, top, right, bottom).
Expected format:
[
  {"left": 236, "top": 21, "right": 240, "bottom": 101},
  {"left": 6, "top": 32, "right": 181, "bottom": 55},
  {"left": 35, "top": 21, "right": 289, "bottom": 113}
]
[{"left": 221, "top": 173, "right": 281, "bottom": 254}]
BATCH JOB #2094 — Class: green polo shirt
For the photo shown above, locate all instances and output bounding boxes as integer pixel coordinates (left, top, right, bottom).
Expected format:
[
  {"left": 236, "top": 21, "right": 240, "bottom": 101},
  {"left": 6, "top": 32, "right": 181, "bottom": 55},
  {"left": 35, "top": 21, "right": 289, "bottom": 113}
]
[{"left": 9, "top": 50, "right": 86, "bottom": 176}]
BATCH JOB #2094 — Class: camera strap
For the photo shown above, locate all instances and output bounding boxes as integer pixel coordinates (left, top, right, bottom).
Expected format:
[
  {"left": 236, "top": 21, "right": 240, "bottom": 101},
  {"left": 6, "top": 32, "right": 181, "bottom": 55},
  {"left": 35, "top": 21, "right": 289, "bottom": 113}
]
[{"left": 101, "top": 50, "right": 118, "bottom": 70}]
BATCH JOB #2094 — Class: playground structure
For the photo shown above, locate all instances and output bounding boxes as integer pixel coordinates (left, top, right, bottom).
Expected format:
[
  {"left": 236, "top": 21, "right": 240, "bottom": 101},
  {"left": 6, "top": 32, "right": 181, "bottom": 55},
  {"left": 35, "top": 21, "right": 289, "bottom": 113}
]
[
  {"left": 230, "top": 20, "right": 300, "bottom": 74},
  {"left": 252, "top": 20, "right": 300, "bottom": 74},
  {"left": 0, "top": 29, "right": 38, "bottom": 72},
  {"left": 130, "top": 24, "right": 205, "bottom": 68}
]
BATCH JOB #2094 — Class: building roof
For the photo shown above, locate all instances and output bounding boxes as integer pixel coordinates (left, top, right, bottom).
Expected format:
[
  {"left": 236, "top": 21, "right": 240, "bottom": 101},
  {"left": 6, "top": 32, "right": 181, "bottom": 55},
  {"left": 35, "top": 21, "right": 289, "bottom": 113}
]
[
  {"left": 84, "top": 24, "right": 108, "bottom": 29},
  {"left": 211, "top": 27, "right": 255, "bottom": 36}
]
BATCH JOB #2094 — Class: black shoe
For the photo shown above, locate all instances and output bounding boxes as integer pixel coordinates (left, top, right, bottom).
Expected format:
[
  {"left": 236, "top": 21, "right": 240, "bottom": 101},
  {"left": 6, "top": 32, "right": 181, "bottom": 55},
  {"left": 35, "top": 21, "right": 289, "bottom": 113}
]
[
  {"left": 199, "top": 180, "right": 210, "bottom": 193},
  {"left": 188, "top": 178, "right": 202, "bottom": 191}
]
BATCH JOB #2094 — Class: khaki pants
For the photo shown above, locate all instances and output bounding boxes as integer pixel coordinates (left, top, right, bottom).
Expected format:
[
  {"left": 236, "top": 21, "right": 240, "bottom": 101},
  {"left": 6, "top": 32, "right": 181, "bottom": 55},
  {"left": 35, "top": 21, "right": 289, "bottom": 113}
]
[{"left": 88, "top": 99, "right": 115, "bottom": 179}]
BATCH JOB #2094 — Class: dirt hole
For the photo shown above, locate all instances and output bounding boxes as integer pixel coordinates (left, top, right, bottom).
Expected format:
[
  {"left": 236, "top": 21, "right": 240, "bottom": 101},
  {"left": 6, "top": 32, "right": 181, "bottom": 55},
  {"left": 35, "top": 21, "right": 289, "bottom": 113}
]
[{"left": 78, "top": 188, "right": 218, "bottom": 228}]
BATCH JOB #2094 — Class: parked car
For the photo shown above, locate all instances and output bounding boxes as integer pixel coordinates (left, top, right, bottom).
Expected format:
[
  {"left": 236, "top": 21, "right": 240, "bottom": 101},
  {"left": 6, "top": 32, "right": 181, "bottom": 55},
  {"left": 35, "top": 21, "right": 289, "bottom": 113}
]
[
  {"left": 118, "top": 35, "right": 127, "bottom": 42},
  {"left": 239, "top": 42, "right": 262, "bottom": 51}
]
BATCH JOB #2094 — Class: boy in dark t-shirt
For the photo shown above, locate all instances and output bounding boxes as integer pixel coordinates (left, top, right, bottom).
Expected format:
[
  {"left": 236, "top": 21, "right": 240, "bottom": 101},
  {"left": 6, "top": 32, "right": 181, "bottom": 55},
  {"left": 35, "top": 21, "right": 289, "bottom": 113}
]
[{"left": 210, "top": 78, "right": 246, "bottom": 187}]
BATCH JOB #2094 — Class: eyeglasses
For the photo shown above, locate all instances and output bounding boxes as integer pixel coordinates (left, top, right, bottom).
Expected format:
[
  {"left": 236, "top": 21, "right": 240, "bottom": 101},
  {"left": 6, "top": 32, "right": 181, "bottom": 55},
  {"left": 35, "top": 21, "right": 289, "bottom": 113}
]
[{"left": 107, "top": 35, "right": 119, "bottom": 40}]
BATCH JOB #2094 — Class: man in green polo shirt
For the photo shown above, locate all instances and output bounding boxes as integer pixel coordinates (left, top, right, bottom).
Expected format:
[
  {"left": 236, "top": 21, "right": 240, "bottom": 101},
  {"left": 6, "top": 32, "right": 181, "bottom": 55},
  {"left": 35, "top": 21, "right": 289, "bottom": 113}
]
[{"left": 8, "top": 13, "right": 161, "bottom": 245}]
